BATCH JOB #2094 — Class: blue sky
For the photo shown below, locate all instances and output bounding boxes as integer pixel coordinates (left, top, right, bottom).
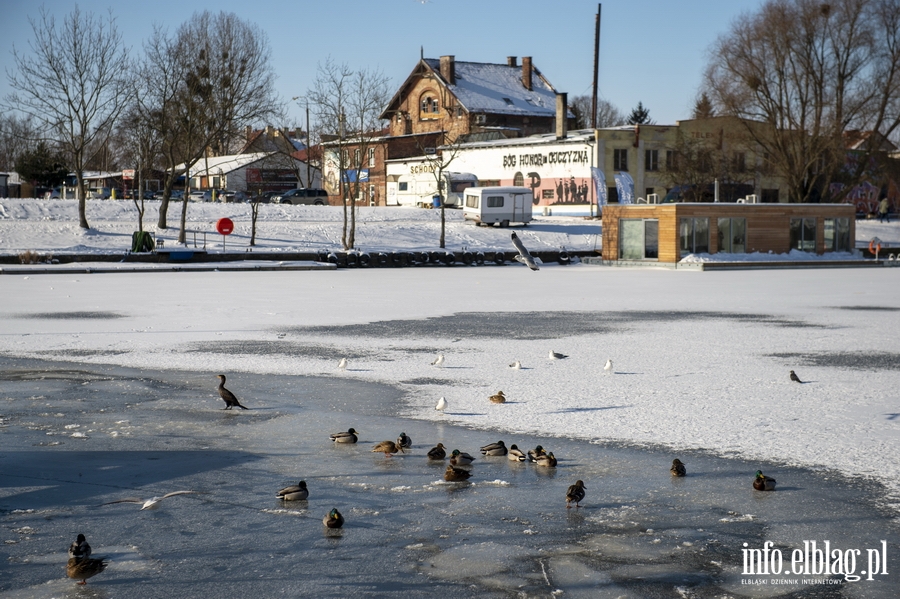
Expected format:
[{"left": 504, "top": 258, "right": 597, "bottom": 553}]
[{"left": 2, "top": 0, "right": 765, "bottom": 127}]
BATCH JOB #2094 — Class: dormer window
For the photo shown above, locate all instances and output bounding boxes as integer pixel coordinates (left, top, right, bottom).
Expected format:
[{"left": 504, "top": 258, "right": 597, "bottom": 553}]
[{"left": 502, "top": 97, "right": 514, "bottom": 105}]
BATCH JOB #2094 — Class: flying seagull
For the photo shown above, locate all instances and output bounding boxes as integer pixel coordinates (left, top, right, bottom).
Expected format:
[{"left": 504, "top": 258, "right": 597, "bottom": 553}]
[
  {"left": 511, "top": 232, "right": 539, "bottom": 271},
  {"left": 100, "top": 490, "right": 203, "bottom": 510}
]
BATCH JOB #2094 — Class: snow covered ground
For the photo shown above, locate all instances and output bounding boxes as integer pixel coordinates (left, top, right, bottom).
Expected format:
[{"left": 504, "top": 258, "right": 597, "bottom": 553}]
[{"left": 2, "top": 198, "right": 900, "bottom": 596}]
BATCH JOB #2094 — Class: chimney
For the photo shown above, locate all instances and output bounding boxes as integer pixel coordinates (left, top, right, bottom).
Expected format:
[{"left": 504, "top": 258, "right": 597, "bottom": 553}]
[
  {"left": 556, "top": 92, "right": 568, "bottom": 139},
  {"left": 522, "top": 56, "right": 533, "bottom": 91},
  {"left": 245, "top": 125, "right": 252, "bottom": 141},
  {"left": 440, "top": 55, "right": 455, "bottom": 85},
  {"left": 507, "top": 56, "right": 517, "bottom": 67}
]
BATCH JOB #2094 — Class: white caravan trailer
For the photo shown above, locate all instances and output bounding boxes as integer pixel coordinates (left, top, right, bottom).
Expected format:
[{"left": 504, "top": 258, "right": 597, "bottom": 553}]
[
  {"left": 462, "top": 186, "right": 534, "bottom": 227},
  {"left": 390, "top": 171, "right": 478, "bottom": 208}
]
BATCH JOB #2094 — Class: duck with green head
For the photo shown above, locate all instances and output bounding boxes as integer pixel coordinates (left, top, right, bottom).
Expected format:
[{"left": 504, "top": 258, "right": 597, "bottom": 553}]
[{"left": 753, "top": 470, "right": 776, "bottom": 491}]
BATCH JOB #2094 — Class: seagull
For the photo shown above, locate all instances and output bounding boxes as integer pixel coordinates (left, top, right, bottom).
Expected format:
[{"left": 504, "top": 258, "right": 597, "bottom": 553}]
[
  {"left": 509, "top": 360, "right": 522, "bottom": 369},
  {"left": 68, "top": 534, "right": 91, "bottom": 560},
  {"left": 435, "top": 397, "right": 447, "bottom": 412},
  {"left": 431, "top": 354, "right": 444, "bottom": 367},
  {"left": 100, "top": 490, "right": 203, "bottom": 510},
  {"left": 671, "top": 459, "right": 687, "bottom": 477},
  {"left": 338, "top": 358, "right": 348, "bottom": 370},
  {"left": 565, "top": 480, "right": 586, "bottom": 508},
  {"left": 603, "top": 359, "right": 613, "bottom": 372},
  {"left": 549, "top": 350, "right": 568, "bottom": 360},
  {"left": 276, "top": 481, "right": 309, "bottom": 501},
  {"left": 397, "top": 431, "right": 412, "bottom": 449},
  {"left": 511, "top": 232, "right": 539, "bottom": 271},
  {"left": 789, "top": 370, "right": 803, "bottom": 383},
  {"left": 216, "top": 374, "right": 249, "bottom": 410}
]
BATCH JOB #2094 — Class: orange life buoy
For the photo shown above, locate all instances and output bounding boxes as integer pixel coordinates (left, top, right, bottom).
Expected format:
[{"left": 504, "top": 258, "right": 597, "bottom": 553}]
[{"left": 869, "top": 239, "right": 882, "bottom": 254}]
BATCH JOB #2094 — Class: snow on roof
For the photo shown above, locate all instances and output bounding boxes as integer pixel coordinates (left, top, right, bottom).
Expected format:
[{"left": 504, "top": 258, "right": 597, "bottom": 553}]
[
  {"left": 176, "top": 152, "right": 273, "bottom": 174},
  {"left": 455, "top": 129, "right": 596, "bottom": 150},
  {"left": 422, "top": 58, "right": 571, "bottom": 118}
]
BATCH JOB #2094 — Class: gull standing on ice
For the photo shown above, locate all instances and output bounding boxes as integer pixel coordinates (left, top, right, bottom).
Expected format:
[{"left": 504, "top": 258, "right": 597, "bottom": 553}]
[
  {"left": 603, "top": 359, "right": 613, "bottom": 372},
  {"left": 435, "top": 397, "right": 447, "bottom": 412},
  {"left": 431, "top": 354, "right": 445, "bottom": 367},
  {"left": 549, "top": 350, "right": 568, "bottom": 360},
  {"left": 509, "top": 360, "right": 522, "bottom": 369},
  {"left": 511, "top": 232, "right": 540, "bottom": 271},
  {"left": 100, "top": 490, "right": 203, "bottom": 510},
  {"left": 338, "top": 357, "right": 348, "bottom": 371}
]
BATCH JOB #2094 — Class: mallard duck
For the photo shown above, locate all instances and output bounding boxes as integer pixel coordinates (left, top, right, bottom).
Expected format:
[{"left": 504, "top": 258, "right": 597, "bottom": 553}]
[
  {"left": 535, "top": 452, "right": 557, "bottom": 468},
  {"left": 216, "top": 374, "right": 249, "bottom": 410},
  {"left": 480, "top": 441, "right": 508, "bottom": 456},
  {"left": 449, "top": 449, "right": 475, "bottom": 467},
  {"left": 790, "top": 370, "right": 803, "bottom": 383},
  {"left": 68, "top": 534, "right": 91, "bottom": 560},
  {"left": 323, "top": 508, "right": 344, "bottom": 529},
  {"left": 397, "top": 432, "right": 412, "bottom": 449},
  {"left": 100, "top": 490, "right": 202, "bottom": 510},
  {"left": 565, "top": 480, "right": 586, "bottom": 508},
  {"left": 527, "top": 445, "right": 546, "bottom": 462},
  {"left": 276, "top": 481, "right": 309, "bottom": 501},
  {"left": 330, "top": 428, "right": 358, "bottom": 443},
  {"left": 489, "top": 390, "right": 507, "bottom": 404},
  {"left": 427, "top": 443, "right": 447, "bottom": 460},
  {"left": 507, "top": 444, "right": 527, "bottom": 462},
  {"left": 753, "top": 470, "right": 776, "bottom": 491},
  {"left": 671, "top": 459, "right": 687, "bottom": 477},
  {"left": 67, "top": 556, "right": 108, "bottom": 585},
  {"left": 444, "top": 464, "right": 472, "bottom": 481},
  {"left": 372, "top": 440, "right": 404, "bottom": 456}
]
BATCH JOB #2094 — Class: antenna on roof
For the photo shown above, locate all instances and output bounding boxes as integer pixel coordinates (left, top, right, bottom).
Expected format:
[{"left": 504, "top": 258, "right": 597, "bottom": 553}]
[{"left": 420, "top": 46, "right": 424, "bottom": 60}]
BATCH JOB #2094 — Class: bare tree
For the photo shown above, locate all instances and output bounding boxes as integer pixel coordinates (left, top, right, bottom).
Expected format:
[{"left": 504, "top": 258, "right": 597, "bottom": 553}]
[
  {"left": 0, "top": 113, "right": 36, "bottom": 173},
  {"left": 570, "top": 95, "right": 626, "bottom": 129},
  {"left": 704, "top": 0, "right": 900, "bottom": 203},
  {"left": 4, "top": 6, "right": 132, "bottom": 227},
  {"left": 115, "top": 103, "right": 163, "bottom": 234},
  {"left": 662, "top": 129, "right": 743, "bottom": 200},
  {"left": 309, "top": 59, "right": 389, "bottom": 250},
  {"left": 141, "top": 12, "right": 279, "bottom": 239}
]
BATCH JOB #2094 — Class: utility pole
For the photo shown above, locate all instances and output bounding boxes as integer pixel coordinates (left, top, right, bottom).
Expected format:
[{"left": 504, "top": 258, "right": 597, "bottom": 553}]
[{"left": 591, "top": 4, "right": 602, "bottom": 129}]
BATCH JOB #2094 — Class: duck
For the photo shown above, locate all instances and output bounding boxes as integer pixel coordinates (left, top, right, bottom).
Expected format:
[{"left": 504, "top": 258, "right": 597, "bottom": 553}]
[
  {"left": 535, "top": 452, "right": 557, "bottom": 468},
  {"left": 507, "top": 444, "right": 527, "bottom": 462},
  {"left": 68, "top": 533, "right": 91, "bottom": 560},
  {"left": 372, "top": 440, "right": 404, "bottom": 456},
  {"left": 66, "top": 556, "right": 108, "bottom": 585},
  {"left": 480, "top": 441, "right": 508, "bottom": 456},
  {"left": 489, "top": 390, "right": 507, "bottom": 404},
  {"left": 323, "top": 508, "right": 344, "bottom": 529},
  {"left": 444, "top": 464, "right": 473, "bottom": 482},
  {"left": 216, "top": 374, "right": 249, "bottom": 410},
  {"left": 527, "top": 445, "right": 547, "bottom": 463},
  {"left": 276, "top": 481, "right": 309, "bottom": 501},
  {"left": 753, "top": 470, "right": 777, "bottom": 491},
  {"left": 671, "top": 459, "right": 687, "bottom": 477},
  {"left": 565, "top": 480, "right": 586, "bottom": 508},
  {"left": 449, "top": 449, "right": 475, "bottom": 467},
  {"left": 397, "top": 432, "right": 412, "bottom": 449},
  {"left": 330, "top": 428, "right": 359, "bottom": 443},
  {"left": 427, "top": 443, "right": 447, "bottom": 460},
  {"left": 790, "top": 370, "right": 803, "bottom": 383}
]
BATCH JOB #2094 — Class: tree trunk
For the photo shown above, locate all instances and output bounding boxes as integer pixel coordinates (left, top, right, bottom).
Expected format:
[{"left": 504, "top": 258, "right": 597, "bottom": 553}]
[
  {"left": 76, "top": 173, "right": 89, "bottom": 229},
  {"left": 158, "top": 196, "right": 169, "bottom": 229},
  {"left": 178, "top": 197, "right": 188, "bottom": 244}
]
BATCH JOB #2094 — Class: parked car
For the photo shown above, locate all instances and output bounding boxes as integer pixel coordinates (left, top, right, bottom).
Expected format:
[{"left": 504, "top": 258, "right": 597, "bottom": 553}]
[
  {"left": 273, "top": 188, "right": 329, "bottom": 205},
  {"left": 188, "top": 189, "right": 218, "bottom": 202},
  {"left": 219, "top": 190, "right": 248, "bottom": 203}
]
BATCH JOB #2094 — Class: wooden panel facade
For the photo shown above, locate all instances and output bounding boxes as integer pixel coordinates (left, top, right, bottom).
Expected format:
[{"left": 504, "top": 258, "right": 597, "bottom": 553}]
[{"left": 602, "top": 203, "right": 856, "bottom": 263}]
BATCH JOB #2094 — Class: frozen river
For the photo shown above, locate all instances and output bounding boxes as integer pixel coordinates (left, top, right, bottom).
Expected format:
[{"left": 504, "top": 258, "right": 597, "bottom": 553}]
[{"left": 2, "top": 355, "right": 898, "bottom": 598}]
